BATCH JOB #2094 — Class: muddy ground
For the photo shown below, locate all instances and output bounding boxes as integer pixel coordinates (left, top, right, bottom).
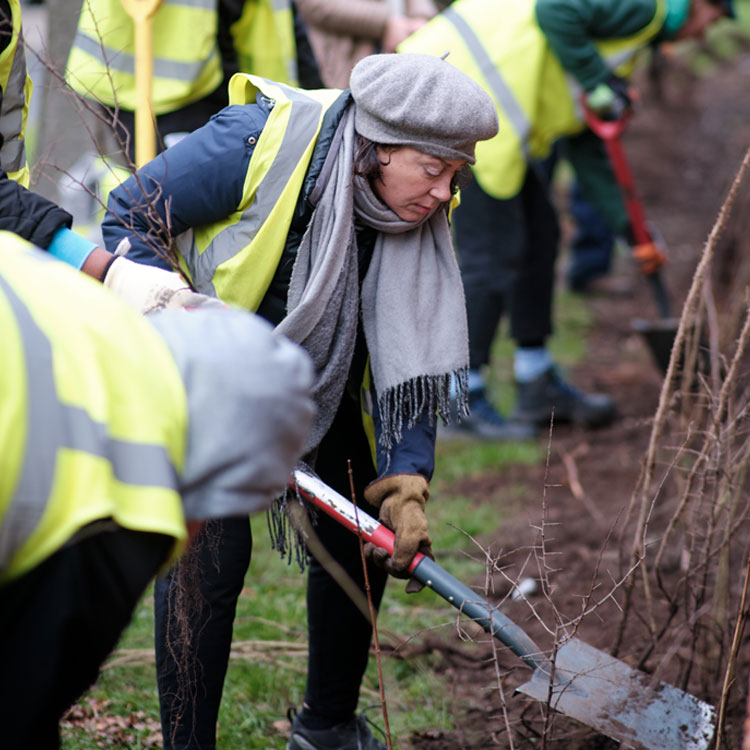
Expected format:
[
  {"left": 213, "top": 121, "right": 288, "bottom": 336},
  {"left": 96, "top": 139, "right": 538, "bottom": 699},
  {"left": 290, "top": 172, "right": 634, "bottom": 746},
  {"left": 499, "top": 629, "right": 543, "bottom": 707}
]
[{"left": 408, "top": 46, "right": 750, "bottom": 749}]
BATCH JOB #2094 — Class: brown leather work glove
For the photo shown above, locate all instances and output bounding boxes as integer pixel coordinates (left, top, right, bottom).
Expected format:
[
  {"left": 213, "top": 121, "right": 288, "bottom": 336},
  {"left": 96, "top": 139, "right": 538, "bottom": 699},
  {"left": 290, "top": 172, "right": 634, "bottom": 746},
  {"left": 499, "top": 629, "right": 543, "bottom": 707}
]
[{"left": 364, "top": 474, "right": 433, "bottom": 594}]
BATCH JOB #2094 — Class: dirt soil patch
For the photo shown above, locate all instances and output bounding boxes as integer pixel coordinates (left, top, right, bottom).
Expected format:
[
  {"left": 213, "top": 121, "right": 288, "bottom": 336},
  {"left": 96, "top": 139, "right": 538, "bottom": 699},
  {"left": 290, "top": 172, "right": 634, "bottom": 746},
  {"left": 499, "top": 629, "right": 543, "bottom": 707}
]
[{"left": 408, "top": 49, "right": 750, "bottom": 749}]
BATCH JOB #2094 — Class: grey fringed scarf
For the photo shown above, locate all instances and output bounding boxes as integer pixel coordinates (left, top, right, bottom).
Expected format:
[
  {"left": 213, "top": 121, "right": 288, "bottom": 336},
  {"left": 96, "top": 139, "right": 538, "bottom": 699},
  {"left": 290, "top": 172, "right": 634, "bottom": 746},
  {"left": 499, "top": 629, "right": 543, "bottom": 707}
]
[{"left": 275, "top": 104, "right": 469, "bottom": 456}]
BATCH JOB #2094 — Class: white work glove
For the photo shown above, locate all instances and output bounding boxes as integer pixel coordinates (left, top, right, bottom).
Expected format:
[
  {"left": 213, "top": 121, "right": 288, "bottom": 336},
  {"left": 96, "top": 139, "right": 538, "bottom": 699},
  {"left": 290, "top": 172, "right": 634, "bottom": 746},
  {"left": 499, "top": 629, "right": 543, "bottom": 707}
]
[{"left": 103, "top": 256, "right": 223, "bottom": 314}]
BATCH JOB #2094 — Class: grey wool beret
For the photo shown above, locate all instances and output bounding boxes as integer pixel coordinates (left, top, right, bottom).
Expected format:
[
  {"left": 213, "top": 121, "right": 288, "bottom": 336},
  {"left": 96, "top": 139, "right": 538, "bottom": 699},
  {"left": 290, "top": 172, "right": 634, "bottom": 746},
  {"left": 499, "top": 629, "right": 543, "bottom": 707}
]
[{"left": 349, "top": 53, "right": 498, "bottom": 164}]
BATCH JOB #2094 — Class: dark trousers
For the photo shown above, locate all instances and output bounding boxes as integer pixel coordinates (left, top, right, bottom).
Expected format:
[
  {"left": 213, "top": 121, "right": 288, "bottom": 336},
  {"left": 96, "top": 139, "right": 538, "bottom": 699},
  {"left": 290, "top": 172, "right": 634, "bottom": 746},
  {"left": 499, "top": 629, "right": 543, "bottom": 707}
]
[
  {"left": 0, "top": 526, "right": 172, "bottom": 750},
  {"left": 566, "top": 180, "right": 615, "bottom": 290},
  {"left": 452, "top": 169, "right": 560, "bottom": 368},
  {"left": 154, "top": 393, "right": 387, "bottom": 749}
]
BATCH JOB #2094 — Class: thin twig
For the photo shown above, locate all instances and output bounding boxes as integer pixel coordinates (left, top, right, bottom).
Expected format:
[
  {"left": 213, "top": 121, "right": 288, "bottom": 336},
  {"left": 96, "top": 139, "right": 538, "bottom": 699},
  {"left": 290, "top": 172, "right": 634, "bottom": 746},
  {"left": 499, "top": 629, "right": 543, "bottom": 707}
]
[
  {"left": 714, "top": 546, "right": 750, "bottom": 749},
  {"left": 348, "top": 461, "right": 393, "bottom": 750}
]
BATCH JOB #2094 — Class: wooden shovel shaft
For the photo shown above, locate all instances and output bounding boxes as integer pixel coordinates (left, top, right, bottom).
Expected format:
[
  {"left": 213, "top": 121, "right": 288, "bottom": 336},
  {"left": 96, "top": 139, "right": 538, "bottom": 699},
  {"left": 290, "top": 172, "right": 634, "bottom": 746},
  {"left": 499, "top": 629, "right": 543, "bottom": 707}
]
[{"left": 120, "top": 0, "right": 163, "bottom": 166}]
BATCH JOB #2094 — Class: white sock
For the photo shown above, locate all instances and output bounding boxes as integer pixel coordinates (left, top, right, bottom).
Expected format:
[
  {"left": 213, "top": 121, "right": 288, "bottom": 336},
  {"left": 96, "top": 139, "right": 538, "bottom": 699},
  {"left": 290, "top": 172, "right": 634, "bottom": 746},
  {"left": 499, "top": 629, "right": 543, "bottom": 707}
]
[{"left": 514, "top": 347, "right": 553, "bottom": 383}]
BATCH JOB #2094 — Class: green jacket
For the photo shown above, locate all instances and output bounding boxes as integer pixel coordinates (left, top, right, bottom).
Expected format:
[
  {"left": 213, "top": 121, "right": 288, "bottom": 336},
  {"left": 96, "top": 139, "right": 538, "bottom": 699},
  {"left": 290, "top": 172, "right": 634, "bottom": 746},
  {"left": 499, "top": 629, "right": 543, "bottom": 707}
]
[
  {"left": 535, "top": 0, "right": 683, "bottom": 91},
  {"left": 537, "top": 0, "right": 686, "bottom": 234}
]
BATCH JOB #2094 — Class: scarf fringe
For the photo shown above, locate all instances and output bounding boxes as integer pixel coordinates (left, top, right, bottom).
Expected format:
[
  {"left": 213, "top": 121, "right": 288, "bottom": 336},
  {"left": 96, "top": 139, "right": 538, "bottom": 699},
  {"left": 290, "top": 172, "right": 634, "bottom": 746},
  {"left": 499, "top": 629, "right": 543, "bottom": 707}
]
[
  {"left": 266, "top": 490, "right": 312, "bottom": 572},
  {"left": 377, "top": 367, "right": 469, "bottom": 452}
]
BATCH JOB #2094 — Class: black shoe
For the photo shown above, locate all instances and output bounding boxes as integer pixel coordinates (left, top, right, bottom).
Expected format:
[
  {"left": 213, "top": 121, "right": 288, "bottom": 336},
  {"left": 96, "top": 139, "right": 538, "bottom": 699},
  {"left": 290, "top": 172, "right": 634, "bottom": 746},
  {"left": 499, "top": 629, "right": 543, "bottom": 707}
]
[
  {"left": 287, "top": 710, "right": 386, "bottom": 750},
  {"left": 443, "top": 389, "right": 538, "bottom": 441},
  {"left": 512, "top": 367, "right": 616, "bottom": 428}
]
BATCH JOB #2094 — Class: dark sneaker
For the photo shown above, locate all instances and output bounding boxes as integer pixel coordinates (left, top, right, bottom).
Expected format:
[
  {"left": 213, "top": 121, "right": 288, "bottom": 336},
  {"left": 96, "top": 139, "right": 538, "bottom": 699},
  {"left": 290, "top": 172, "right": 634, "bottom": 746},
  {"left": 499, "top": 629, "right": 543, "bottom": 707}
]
[
  {"left": 287, "top": 710, "right": 386, "bottom": 750},
  {"left": 512, "top": 367, "right": 616, "bottom": 428},
  {"left": 442, "top": 389, "right": 538, "bottom": 441}
]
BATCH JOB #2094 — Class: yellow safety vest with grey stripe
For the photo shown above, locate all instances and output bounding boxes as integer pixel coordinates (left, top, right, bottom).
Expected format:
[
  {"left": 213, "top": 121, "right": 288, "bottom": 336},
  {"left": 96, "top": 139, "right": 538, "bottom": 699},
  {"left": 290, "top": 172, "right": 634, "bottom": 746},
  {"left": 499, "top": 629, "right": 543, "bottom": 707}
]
[
  {"left": 0, "top": 233, "right": 187, "bottom": 585},
  {"left": 399, "top": 0, "right": 666, "bottom": 199},
  {"left": 65, "top": 0, "right": 298, "bottom": 115},
  {"left": 231, "top": 0, "right": 298, "bottom": 87},
  {"left": 0, "top": 0, "right": 31, "bottom": 186},
  {"left": 175, "top": 74, "right": 342, "bottom": 310}
]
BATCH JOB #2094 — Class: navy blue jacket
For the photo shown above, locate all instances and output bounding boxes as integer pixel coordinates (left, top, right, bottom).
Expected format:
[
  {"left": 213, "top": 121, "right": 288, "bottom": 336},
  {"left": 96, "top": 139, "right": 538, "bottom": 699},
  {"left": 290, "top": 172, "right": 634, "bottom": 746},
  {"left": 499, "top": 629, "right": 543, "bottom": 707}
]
[{"left": 103, "top": 94, "right": 437, "bottom": 482}]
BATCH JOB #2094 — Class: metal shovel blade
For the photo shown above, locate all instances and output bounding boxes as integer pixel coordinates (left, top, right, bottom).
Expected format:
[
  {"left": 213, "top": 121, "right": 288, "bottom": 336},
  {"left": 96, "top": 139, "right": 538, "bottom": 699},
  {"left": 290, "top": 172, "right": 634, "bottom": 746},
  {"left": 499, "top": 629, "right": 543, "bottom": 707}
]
[{"left": 518, "top": 638, "right": 715, "bottom": 750}]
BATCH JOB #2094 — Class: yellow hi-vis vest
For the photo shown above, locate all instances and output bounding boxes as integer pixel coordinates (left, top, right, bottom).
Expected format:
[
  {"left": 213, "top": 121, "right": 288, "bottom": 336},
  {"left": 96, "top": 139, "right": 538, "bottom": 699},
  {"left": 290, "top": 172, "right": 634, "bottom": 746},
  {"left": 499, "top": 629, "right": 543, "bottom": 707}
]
[
  {"left": 230, "top": 0, "right": 298, "bottom": 87},
  {"left": 399, "top": 0, "right": 666, "bottom": 199},
  {"left": 175, "top": 74, "right": 341, "bottom": 310},
  {"left": 65, "top": 0, "right": 297, "bottom": 115},
  {"left": 0, "top": 0, "right": 31, "bottom": 186},
  {"left": 0, "top": 233, "right": 188, "bottom": 585}
]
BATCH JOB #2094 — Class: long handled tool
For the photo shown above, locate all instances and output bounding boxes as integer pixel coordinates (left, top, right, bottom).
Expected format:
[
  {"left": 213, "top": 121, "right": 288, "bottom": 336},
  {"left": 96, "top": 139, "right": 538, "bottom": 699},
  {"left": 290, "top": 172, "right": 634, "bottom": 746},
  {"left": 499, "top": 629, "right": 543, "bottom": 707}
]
[
  {"left": 583, "top": 106, "right": 683, "bottom": 373},
  {"left": 289, "top": 469, "right": 715, "bottom": 750},
  {"left": 120, "top": 0, "right": 162, "bottom": 167},
  {"left": 582, "top": 107, "right": 672, "bottom": 320}
]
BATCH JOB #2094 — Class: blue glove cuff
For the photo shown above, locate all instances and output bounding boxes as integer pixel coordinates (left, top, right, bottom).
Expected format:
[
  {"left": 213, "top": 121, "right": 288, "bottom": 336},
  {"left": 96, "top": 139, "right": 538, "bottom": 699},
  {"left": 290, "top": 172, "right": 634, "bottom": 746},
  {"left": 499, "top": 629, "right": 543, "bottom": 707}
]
[{"left": 47, "top": 227, "right": 97, "bottom": 269}]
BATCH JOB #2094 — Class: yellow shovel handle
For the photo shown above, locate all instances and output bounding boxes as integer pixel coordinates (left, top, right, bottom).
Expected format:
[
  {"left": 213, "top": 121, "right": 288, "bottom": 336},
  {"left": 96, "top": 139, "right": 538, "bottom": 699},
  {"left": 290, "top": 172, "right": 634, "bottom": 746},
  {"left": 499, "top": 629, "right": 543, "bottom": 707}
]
[{"left": 120, "top": 0, "right": 163, "bottom": 167}]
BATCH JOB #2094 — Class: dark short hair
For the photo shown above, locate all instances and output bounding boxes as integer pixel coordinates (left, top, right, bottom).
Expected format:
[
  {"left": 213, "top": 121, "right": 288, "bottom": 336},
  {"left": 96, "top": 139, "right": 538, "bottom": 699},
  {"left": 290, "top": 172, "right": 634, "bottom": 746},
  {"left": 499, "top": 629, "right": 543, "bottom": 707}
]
[{"left": 353, "top": 134, "right": 472, "bottom": 197}]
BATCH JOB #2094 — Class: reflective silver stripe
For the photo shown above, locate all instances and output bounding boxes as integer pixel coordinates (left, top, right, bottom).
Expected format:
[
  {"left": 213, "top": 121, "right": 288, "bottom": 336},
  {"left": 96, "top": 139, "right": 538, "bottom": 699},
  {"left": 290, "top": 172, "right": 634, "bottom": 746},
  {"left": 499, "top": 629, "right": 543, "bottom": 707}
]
[
  {"left": 72, "top": 30, "right": 217, "bottom": 83},
  {"left": 185, "top": 85, "right": 325, "bottom": 294},
  {"left": 265, "top": 0, "right": 297, "bottom": 87},
  {"left": 443, "top": 6, "right": 530, "bottom": 157},
  {"left": 162, "top": 0, "right": 215, "bottom": 8},
  {"left": 605, "top": 47, "right": 638, "bottom": 69},
  {"left": 0, "top": 31, "right": 27, "bottom": 173},
  {"left": 286, "top": 56, "right": 298, "bottom": 84},
  {"left": 0, "top": 133, "right": 24, "bottom": 173},
  {"left": 0, "top": 275, "right": 177, "bottom": 571},
  {"left": 275, "top": 0, "right": 297, "bottom": 83},
  {"left": 568, "top": 47, "right": 638, "bottom": 118}
]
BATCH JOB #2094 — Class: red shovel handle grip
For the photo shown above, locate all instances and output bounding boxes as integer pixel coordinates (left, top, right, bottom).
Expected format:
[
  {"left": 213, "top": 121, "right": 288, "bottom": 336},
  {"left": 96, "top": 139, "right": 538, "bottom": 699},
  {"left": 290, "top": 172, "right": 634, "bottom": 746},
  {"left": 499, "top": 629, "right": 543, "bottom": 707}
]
[{"left": 581, "top": 104, "right": 631, "bottom": 140}]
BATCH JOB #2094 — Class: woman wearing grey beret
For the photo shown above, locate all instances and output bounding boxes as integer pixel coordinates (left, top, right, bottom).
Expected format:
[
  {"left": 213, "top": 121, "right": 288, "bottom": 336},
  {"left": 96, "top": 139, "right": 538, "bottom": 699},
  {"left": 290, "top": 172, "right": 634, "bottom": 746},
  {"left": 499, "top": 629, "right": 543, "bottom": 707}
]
[{"left": 95, "top": 52, "right": 498, "bottom": 750}]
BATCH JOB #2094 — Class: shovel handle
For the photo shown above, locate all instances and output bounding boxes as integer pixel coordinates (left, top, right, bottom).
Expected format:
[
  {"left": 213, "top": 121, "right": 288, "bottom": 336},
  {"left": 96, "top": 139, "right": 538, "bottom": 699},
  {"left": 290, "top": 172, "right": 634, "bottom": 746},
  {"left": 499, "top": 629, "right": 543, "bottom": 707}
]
[
  {"left": 410, "top": 556, "right": 548, "bottom": 672},
  {"left": 581, "top": 99, "right": 652, "bottom": 245},
  {"left": 600, "top": 136, "right": 652, "bottom": 245},
  {"left": 582, "top": 98, "right": 674, "bottom": 319},
  {"left": 647, "top": 270, "right": 671, "bottom": 319},
  {"left": 120, "top": 0, "right": 163, "bottom": 166},
  {"left": 289, "top": 470, "right": 548, "bottom": 673}
]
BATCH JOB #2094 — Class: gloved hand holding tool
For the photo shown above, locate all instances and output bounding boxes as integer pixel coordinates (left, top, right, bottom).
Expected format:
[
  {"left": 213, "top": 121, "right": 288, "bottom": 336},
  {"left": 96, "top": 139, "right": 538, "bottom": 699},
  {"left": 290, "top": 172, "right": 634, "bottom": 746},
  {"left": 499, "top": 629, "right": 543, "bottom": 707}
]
[
  {"left": 364, "top": 474, "right": 433, "bottom": 593},
  {"left": 585, "top": 73, "right": 634, "bottom": 121},
  {"left": 290, "top": 469, "right": 716, "bottom": 750}
]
